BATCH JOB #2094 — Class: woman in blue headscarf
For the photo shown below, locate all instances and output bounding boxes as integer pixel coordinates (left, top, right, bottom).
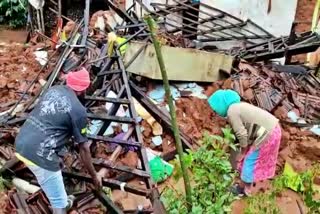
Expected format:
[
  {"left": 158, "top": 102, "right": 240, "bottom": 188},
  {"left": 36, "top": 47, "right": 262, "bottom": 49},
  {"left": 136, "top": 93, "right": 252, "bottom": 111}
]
[{"left": 208, "top": 89, "right": 281, "bottom": 196}]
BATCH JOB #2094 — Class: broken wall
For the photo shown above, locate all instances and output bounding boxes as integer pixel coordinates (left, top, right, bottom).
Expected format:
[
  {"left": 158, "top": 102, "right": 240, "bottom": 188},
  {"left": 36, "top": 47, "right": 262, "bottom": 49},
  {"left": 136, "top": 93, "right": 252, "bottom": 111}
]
[
  {"left": 129, "top": 0, "right": 298, "bottom": 37},
  {"left": 201, "top": 0, "right": 298, "bottom": 37},
  {"left": 295, "top": 0, "right": 317, "bottom": 33}
]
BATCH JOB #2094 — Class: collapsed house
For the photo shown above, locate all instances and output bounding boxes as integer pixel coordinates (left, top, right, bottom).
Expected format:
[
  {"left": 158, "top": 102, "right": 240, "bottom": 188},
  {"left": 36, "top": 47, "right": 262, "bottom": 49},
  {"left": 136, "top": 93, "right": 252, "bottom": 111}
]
[{"left": 0, "top": 0, "right": 320, "bottom": 213}]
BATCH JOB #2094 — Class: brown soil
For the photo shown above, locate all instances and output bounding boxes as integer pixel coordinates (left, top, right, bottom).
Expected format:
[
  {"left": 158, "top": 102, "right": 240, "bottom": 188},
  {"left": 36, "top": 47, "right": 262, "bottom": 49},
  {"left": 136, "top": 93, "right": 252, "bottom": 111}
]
[
  {"left": 111, "top": 179, "right": 151, "bottom": 210},
  {"left": 0, "top": 27, "right": 28, "bottom": 44},
  {"left": 94, "top": 142, "right": 110, "bottom": 160},
  {"left": 175, "top": 97, "right": 227, "bottom": 140},
  {"left": 162, "top": 134, "right": 175, "bottom": 153},
  {"left": 277, "top": 124, "right": 320, "bottom": 174},
  {"left": 0, "top": 43, "right": 52, "bottom": 112},
  {"left": 0, "top": 192, "right": 12, "bottom": 214},
  {"left": 120, "top": 151, "right": 139, "bottom": 168},
  {"left": 140, "top": 120, "right": 175, "bottom": 154},
  {"left": 232, "top": 189, "right": 307, "bottom": 214}
]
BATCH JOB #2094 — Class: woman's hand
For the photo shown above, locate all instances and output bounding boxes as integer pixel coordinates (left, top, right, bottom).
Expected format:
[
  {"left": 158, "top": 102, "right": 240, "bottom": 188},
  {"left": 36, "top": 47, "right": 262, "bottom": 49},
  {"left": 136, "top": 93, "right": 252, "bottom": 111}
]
[
  {"left": 236, "top": 147, "right": 248, "bottom": 163},
  {"left": 235, "top": 153, "right": 244, "bottom": 163}
]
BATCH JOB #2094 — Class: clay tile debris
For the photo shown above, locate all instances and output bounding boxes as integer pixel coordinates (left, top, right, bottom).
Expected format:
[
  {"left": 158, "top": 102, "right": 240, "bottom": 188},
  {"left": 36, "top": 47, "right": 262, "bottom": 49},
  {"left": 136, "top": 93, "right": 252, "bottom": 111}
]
[{"left": 1, "top": 1, "right": 320, "bottom": 213}]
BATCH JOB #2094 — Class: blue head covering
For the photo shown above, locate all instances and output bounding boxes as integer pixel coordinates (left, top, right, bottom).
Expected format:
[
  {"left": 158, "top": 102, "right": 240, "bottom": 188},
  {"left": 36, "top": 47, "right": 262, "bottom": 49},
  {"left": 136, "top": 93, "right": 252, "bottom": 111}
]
[{"left": 208, "top": 89, "right": 241, "bottom": 117}]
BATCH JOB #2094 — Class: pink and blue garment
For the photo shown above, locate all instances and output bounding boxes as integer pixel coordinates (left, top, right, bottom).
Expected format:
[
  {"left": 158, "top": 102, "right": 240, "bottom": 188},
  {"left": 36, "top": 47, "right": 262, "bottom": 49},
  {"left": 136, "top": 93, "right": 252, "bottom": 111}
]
[{"left": 238, "top": 124, "right": 281, "bottom": 183}]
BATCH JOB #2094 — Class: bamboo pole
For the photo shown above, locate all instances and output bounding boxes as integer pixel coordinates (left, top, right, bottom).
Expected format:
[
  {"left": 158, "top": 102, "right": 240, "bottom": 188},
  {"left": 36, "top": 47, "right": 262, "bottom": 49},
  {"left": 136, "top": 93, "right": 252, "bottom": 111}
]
[{"left": 145, "top": 16, "right": 192, "bottom": 209}]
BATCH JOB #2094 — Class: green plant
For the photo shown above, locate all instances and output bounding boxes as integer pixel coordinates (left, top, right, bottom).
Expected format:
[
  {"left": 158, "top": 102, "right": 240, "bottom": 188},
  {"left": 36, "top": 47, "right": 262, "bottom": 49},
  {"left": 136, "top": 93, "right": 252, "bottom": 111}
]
[
  {"left": 244, "top": 191, "right": 280, "bottom": 214},
  {"left": 162, "top": 129, "right": 237, "bottom": 213},
  {"left": 222, "top": 126, "right": 237, "bottom": 151},
  {"left": 0, "top": 176, "right": 11, "bottom": 193},
  {"left": 274, "top": 164, "right": 320, "bottom": 213},
  {"left": 296, "top": 165, "right": 320, "bottom": 213},
  {"left": 245, "top": 165, "right": 320, "bottom": 214},
  {"left": 0, "top": 0, "right": 27, "bottom": 28},
  {"left": 0, "top": 177, "right": 6, "bottom": 192}
]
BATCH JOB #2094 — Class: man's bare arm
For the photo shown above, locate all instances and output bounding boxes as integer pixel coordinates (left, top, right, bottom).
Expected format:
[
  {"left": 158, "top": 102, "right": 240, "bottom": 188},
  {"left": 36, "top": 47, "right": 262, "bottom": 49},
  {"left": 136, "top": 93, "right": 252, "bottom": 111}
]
[{"left": 79, "top": 141, "right": 102, "bottom": 189}]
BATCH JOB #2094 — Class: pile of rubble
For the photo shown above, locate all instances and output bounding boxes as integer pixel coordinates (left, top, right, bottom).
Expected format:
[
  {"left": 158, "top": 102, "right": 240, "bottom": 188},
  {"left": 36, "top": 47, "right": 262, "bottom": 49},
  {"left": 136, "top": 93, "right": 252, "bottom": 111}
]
[
  {"left": 0, "top": 43, "right": 54, "bottom": 113},
  {"left": 0, "top": 0, "right": 320, "bottom": 213},
  {"left": 175, "top": 97, "right": 227, "bottom": 139},
  {"left": 1, "top": 2, "right": 165, "bottom": 213},
  {"left": 219, "top": 62, "right": 320, "bottom": 122},
  {"left": 205, "top": 61, "right": 320, "bottom": 174}
]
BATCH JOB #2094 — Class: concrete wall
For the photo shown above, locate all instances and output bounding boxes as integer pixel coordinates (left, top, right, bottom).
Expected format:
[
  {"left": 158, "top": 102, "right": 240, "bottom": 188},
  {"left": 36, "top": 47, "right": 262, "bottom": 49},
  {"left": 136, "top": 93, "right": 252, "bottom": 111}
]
[{"left": 202, "top": 0, "right": 298, "bottom": 37}]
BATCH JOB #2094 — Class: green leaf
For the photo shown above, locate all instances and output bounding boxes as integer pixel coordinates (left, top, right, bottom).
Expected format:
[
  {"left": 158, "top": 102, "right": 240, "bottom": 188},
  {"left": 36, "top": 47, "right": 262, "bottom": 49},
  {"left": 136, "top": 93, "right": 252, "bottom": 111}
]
[
  {"left": 0, "top": 0, "right": 27, "bottom": 28},
  {"left": 191, "top": 205, "right": 203, "bottom": 214},
  {"left": 229, "top": 143, "right": 237, "bottom": 151},
  {"left": 211, "top": 135, "right": 223, "bottom": 142},
  {"left": 13, "top": 6, "right": 20, "bottom": 12},
  {"left": 183, "top": 153, "right": 193, "bottom": 167},
  {"left": 162, "top": 127, "right": 237, "bottom": 213},
  {"left": 5, "top": 10, "right": 12, "bottom": 17},
  {"left": 0, "top": 1, "right": 9, "bottom": 8},
  {"left": 223, "top": 174, "right": 232, "bottom": 182}
]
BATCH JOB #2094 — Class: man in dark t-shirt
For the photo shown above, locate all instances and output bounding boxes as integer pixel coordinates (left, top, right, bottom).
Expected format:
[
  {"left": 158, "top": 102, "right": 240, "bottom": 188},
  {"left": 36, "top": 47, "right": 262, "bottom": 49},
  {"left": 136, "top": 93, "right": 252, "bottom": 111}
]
[{"left": 15, "top": 68, "right": 101, "bottom": 214}]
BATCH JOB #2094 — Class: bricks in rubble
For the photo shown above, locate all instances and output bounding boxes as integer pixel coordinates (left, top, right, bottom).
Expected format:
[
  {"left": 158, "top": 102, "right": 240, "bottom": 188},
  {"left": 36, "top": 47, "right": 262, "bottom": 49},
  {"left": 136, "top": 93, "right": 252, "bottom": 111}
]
[{"left": 230, "top": 63, "right": 320, "bottom": 121}]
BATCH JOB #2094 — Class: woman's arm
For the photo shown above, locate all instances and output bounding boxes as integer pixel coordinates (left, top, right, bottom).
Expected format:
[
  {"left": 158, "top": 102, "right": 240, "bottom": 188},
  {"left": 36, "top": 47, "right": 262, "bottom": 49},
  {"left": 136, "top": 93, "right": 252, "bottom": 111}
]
[{"left": 228, "top": 105, "right": 248, "bottom": 148}]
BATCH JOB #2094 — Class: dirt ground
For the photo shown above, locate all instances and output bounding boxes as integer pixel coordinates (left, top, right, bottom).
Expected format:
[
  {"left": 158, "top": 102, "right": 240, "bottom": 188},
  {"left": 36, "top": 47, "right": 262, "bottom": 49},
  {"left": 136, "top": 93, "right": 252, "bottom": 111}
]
[
  {"left": 0, "top": 27, "right": 28, "bottom": 44},
  {"left": 232, "top": 189, "right": 307, "bottom": 214}
]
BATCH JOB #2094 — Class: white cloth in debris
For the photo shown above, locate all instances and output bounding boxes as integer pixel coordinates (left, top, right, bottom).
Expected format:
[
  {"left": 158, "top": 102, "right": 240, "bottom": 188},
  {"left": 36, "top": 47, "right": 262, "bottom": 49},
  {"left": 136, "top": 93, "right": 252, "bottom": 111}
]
[
  {"left": 28, "top": 0, "right": 45, "bottom": 10},
  {"left": 34, "top": 50, "right": 48, "bottom": 66}
]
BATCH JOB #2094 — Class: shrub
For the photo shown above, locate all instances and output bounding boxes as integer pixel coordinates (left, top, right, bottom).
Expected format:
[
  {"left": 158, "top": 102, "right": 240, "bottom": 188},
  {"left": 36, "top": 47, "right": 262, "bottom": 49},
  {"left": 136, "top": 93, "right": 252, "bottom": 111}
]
[
  {"left": 161, "top": 128, "right": 237, "bottom": 214},
  {"left": 0, "top": 0, "right": 27, "bottom": 28}
]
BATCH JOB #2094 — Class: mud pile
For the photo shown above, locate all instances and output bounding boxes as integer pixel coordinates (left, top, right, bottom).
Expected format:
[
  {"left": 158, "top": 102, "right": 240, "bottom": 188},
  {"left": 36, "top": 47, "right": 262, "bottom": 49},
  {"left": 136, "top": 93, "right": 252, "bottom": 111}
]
[
  {"left": 175, "top": 97, "right": 227, "bottom": 140},
  {"left": 278, "top": 125, "right": 319, "bottom": 174},
  {"left": 0, "top": 44, "right": 52, "bottom": 112}
]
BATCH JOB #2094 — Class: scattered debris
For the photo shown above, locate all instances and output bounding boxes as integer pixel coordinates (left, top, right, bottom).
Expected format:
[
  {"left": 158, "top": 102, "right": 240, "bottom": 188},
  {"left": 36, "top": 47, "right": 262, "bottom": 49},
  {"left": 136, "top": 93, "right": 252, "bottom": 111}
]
[
  {"left": 215, "top": 61, "right": 320, "bottom": 123},
  {"left": 176, "top": 97, "right": 227, "bottom": 140},
  {"left": 146, "top": 148, "right": 174, "bottom": 183},
  {"left": 0, "top": 44, "right": 53, "bottom": 113},
  {"left": 151, "top": 136, "right": 163, "bottom": 146},
  {"left": 12, "top": 178, "right": 41, "bottom": 194},
  {"left": 34, "top": 50, "right": 48, "bottom": 66},
  {"left": 0, "top": 0, "right": 320, "bottom": 213},
  {"left": 133, "top": 98, "right": 163, "bottom": 136},
  {"left": 238, "top": 31, "right": 320, "bottom": 62}
]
